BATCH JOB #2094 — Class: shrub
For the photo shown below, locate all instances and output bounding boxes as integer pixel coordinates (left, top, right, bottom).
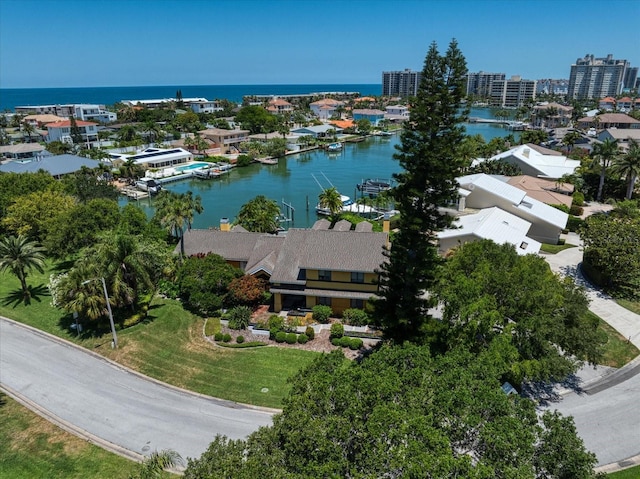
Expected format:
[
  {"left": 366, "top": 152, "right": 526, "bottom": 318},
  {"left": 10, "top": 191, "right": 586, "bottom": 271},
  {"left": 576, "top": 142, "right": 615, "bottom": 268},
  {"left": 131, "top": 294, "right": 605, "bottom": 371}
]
[
  {"left": 268, "top": 314, "right": 284, "bottom": 331},
  {"left": 222, "top": 333, "right": 232, "bottom": 343},
  {"left": 236, "top": 335, "right": 245, "bottom": 344},
  {"left": 331, "top": 337, "right": 341, "bottom": 346},
  {"left": 312, "top": 305, "right": 333, "bottom": 323},
  {"left": 569, "top": 205, "right": 584, "bottom": 216},
  {"left": 287, "top": 316, "right": 301, "bottom": 328},
  {"left": 236, "top": 154, "right": 253, "bottom": 167},
  {"left": 338, "top": 336, "right": 352, "bottom": 348},
  {"left": 285, "top": 333, "right": 298, "bottom": 344},
  {"left": 566, "top": 215, "right": 585, "bottom": 232},
  {"left": 297, "top": 333, "right": 309, "bottom": 344},
  {"left": 572, "top": 191, "right": 585, "bottom": 206},
  {"left": 342, "top": 308, "right": 370, "bottom": 326},
  {"left": 550, "top": 204, "right": 570, "bottom": 213},
  {"left": 349, "top": 337, "right": 364, "bottom": 350},
  {"left": 330, "top": 323, "right": 344, "bottom": 339},
  {"left": 214, "top": 332, "right": 223, "bottom": 341},
  {"left": 275, "top": 331, "right": 287, "bottom": 343},
  {"left": 305, "top": 326, "right": 315, "bottom": 340},
  {"left": 226, "top": 305, "right": 252, "bottom": 330}
]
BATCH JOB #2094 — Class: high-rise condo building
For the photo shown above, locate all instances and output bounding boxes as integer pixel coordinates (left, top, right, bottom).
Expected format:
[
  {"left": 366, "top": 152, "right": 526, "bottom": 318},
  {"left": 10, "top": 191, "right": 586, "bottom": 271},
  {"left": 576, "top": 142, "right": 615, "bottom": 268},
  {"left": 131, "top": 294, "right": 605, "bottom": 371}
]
[
  {"left": 488, "top": 76, "right": 537, "bottom": 107},
  {"left": 382, "top": 69, "right": 422, "bottom": 97},
  {"left": 465, "top": 72, "right": 506, "bottom": 97},
  {"left": 623, "top": 67, "right": 638, "bottom": 91},
  {"left": 567, "top": 54, "right": 630, "bottom": 100}
]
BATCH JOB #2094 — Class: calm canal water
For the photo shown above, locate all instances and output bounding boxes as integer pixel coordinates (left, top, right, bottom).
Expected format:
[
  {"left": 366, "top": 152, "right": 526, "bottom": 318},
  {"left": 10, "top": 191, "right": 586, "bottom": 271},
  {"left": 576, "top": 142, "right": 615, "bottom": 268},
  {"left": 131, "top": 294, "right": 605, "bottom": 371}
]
[{"left": 126, "top": 110, "right": 517, "bottom": 230}]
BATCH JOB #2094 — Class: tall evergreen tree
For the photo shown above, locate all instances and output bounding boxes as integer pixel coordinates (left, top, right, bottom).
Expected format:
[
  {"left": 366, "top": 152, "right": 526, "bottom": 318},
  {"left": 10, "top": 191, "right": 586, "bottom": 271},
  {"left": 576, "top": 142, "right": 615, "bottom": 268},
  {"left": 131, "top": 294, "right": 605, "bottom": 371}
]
[
  {"left": 373, "top": 40, "right": 469, "bottom": 343},
  {"left": 69, "top": 115, "right": 83, "bottom": 145}
]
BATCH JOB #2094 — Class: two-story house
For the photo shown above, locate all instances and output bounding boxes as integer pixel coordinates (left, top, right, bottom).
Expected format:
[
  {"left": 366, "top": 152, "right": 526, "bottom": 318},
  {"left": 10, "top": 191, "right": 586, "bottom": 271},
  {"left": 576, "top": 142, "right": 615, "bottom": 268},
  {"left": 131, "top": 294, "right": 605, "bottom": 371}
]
[
  {"left": 352, "top": 109, "right": 386, "bottom": 127},
  {"left": 46, "top": 120, "right": 99, "bottom": 144},
  {"left": 178, "top": 219, "right": 388, "bottom": 315},
  {"left": 198, "top": 128, "right": 250, "bottom": 154}
]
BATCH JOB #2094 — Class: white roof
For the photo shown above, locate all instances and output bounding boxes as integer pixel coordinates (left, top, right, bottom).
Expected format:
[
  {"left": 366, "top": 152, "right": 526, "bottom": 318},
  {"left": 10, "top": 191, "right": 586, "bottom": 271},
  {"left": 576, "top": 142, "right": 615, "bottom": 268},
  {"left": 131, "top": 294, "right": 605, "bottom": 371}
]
[
  {"left": 110, "top": 147, "right": 193, "bottom": 165},
  {"left": 438, "top": 207, "right": 541, "bottom": 255},
  {"left": 488, "top": 145, "right": 580, "bottom": 179},
  {"left": 457, "top": 173, "right": 526, "bottom": 204},
  {"left": 457, "top": 173, "right": 568, "bottom": 230}
]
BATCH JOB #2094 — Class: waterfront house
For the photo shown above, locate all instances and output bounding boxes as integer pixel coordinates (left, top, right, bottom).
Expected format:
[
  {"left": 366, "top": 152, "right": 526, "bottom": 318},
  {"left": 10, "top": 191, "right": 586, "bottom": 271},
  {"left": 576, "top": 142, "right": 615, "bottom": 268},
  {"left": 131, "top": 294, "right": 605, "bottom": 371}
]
[
  {"left": 109, "top": 147, "right": 193, "bottom": 169},
  {"left": 15, "top": 103, "right": 116, "bottom": 123},
  {"left": 616, "top": 97, "right": 633, "bottom": 112},
  {"left": 483, "top": 143, "right": 581, "bottom": 179},
  {"left": 198, "top": 127, "right": 250, "bottom": 154},
  {"left": 310, "top": 98, "right": 345, "bottom": 120},
  {"left": 505, "top": 175, "right": 574, "bottom": 208},
  {"left": 291, "top": 125, "right": 343, "bottom": 139},
  {"left": 385, "top": 105, "right": 409, "bottom": 122},
  {"left": 530, "top": 102, "right": 573, "bottom": 128},
  {"left": 178, "top": 220, "right": 388, "bottom": 315},
  {"left": 597, "top": 128, "right": 640, "bottom": 152},
  {"left": 452, "top": 173, "right": 568, "bottom": 244},
  {"left": 352, "top": 109, "right": 386, "bottom": 127},
  {"left": 46, "top": 120, "right": 99, "bottom": 145}
]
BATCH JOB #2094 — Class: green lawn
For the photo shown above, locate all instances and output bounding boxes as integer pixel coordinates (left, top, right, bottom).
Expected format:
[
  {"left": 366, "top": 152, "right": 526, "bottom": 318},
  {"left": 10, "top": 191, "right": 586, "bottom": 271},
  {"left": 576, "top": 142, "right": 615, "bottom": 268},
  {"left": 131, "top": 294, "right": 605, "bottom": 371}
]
[
  {"left": 616, "top": 298, "right": 640, "bottom": 316},
  {"left": 594, "top": 311, "right": 640, "bottom": 368},
  {"left": 608, "top": 465, "right": 640, "bottom": 478},
  {"left": 539, "top": 242, "right": 578, "bottom": 254},
  {"left": 0, "top": 265, "right": 319, "bottom": 409},
  {"left": 0, "top": 392, "right": 143, "bottom": 479}
]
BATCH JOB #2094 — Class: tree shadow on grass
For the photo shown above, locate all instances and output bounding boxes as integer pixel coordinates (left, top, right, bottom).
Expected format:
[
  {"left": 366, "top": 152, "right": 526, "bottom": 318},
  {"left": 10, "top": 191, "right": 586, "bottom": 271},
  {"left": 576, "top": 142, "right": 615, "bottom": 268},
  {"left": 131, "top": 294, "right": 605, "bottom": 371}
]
[{"left": 1, "top": 284, "right": 50, "bottom": 308}]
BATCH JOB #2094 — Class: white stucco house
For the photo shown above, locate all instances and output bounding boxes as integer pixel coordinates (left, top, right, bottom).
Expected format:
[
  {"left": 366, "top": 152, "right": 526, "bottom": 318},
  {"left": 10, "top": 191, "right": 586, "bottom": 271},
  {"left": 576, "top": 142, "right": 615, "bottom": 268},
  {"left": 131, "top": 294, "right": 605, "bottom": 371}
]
[
  {"left": 479, "top": 143, "right": 581, "bottom": 179},
  {"left": 46, "top": 120, "right": 99, "bottom": 144},
  {"left": 438, "top": 173, "right": 569, "bottom": 253}
]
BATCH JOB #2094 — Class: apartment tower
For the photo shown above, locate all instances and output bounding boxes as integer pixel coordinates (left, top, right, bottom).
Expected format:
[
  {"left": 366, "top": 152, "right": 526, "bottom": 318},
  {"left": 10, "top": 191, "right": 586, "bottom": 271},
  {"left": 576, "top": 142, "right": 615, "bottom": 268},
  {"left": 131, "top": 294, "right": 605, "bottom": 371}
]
[
  {"left": 382, "top": 69, "right": 422, "bottom": 97},
  {"left": 567, "top": 54, "right": 630, "bottom": 100}
]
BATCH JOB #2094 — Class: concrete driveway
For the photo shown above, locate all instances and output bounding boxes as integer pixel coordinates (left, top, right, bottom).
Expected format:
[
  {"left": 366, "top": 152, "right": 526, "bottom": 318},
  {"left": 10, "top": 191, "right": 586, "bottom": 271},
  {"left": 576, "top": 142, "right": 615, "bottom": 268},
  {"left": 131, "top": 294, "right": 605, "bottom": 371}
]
[{"left": 0, "top": 318, "right": 274, "bottom": 463}]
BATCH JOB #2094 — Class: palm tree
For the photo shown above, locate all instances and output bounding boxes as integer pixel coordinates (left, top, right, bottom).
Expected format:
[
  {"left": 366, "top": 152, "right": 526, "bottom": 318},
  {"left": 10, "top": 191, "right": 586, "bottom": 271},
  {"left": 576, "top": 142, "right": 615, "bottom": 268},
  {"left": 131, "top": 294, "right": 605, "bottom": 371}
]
[
  {"left": 21, "top": 120, "right": 36, "bottom": 143},
  {"left": 562, "top": 131, "right": 582, "bottom": 153},
  {"left": 154, "top": 190, "right": 203, "bottom": 255},
  {"left": 318, "top": 187, "right": 343, "bottom": 218},
  {"left": 0, "top": 235, "right": 46, "bottom": 300},
  {"left": 610, "top": 139, "right": 640, "bottom": 199},
  {"left": 129, "top": 450, "right": 183, "bottom": 479},
  {"left": 592, "top": 138, "right": 620, "bottom": 202}
]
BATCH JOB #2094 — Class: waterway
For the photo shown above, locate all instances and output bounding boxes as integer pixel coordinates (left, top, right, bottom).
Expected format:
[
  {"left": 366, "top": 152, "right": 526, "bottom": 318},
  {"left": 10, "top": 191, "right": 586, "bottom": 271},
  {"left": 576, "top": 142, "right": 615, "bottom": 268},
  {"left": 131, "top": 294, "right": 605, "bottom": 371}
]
[{"left": 125, "top": 111, "right": 518, "bottom": 230}]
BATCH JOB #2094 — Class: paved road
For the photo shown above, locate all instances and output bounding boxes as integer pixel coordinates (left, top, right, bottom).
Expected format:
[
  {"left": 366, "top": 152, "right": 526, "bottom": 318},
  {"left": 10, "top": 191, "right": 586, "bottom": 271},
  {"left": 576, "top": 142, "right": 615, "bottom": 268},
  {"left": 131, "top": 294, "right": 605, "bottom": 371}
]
[
  {"left": 0, "top": 318, "right": 273, "bottom": 462},
  {"left": 550, "top": 370, "right": 640, "bottom": 468}
]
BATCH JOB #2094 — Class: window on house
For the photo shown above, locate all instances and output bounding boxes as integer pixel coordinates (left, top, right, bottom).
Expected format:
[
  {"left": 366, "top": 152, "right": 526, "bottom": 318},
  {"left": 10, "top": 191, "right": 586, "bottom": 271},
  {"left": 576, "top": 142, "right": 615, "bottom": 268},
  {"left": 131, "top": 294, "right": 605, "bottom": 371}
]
[
  {"left": 297, "top": 269, "right": 306, "bottom": 280},
  {"left": 318, "top": 297, "right": 331, "bottom": 306},
  {"left": 318, "top": 270, "right": 331, "bottom": 281},
  {"left": 351, "top": 272, "right": 364, "bottom": 283},
  {"left": 350, "top": 299, "right": 364, "bottom": 309}
]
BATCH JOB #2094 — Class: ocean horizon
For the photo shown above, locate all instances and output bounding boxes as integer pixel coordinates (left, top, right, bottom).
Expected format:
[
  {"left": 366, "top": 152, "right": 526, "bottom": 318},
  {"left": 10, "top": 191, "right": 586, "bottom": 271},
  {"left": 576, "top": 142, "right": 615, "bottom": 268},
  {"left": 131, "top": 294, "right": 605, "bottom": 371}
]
[{"left": 0, "top": 84, "right": 381, "bottom": 111}]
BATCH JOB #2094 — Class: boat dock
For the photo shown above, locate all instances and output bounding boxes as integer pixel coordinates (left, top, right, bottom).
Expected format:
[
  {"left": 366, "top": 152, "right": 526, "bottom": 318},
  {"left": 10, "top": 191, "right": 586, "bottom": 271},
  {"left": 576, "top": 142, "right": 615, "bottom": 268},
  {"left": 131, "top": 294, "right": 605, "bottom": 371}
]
[{"left": 120, "top": 187, "right": 149, "bottom": 200}]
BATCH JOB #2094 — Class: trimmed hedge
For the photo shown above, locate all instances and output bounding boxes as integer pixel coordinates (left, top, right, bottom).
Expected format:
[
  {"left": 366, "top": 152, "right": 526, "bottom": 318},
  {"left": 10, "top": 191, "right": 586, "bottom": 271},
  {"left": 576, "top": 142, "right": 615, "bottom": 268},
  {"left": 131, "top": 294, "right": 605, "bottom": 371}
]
[
  {"left": 275, "top": 331, "right": 287, "bottom": 343},
  {"left": 330, "top": 323, "right": 344, "bottom": 339},
  {"left": 214, "top": 332, "right": 223, "bottom": 341},
  {"left": 305, "top": 326, "right": 315, "bottom": 340},
  {"left": 342, "top": 308, "right": 370, "bottom": 326},
  {"left": 222, "top": 333, "right": 232, "bottom": 343},
  {"left": 285, "top": 333, "right": 298, "bottom": 344},
  {"left": 236, "top": 335, "right": 245, "bottom": 344},
  {"left": 312, "top": 305, "right": 332, "bottom": 323},
  {"left": 297, "top": 333, "right": 309, "bottom": 344}
]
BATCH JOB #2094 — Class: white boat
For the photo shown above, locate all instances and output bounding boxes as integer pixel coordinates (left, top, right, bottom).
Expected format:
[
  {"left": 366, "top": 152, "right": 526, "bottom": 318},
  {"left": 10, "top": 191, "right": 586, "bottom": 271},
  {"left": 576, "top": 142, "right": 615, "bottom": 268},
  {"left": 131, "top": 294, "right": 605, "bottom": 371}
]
[
  {"left": 135, "top": 177, "right": 162, "bottom": 194},
  {"left": 315, "top": 194, "right": 353, "bottom": 216},
  {"left": 326, "top": 142, "right": 343, "bottom": 151}
]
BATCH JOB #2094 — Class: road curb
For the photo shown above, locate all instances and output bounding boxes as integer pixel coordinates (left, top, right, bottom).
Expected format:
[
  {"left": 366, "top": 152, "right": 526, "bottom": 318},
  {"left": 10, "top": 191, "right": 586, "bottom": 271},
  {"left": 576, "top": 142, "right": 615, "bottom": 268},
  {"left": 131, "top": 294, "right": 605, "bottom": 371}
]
[
  {"left": 0, "top": 316, "right": 281, "bottom": 416},
  {"left": 595, "top": 453, "right": 640, "bottom": 474},
  {"left": 0, "top": 382, "right": 144, "bottom": 464}
]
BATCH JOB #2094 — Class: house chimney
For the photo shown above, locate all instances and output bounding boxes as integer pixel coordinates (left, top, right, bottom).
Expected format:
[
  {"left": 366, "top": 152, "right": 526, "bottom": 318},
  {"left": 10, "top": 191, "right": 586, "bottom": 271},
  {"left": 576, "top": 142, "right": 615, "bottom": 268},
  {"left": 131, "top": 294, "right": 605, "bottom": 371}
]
[
  {"left": 383, "top": 212, "right": 391, "bottom": 233},
  {"left": 220, "top": 217, "right": 230, "bottom": 232}
]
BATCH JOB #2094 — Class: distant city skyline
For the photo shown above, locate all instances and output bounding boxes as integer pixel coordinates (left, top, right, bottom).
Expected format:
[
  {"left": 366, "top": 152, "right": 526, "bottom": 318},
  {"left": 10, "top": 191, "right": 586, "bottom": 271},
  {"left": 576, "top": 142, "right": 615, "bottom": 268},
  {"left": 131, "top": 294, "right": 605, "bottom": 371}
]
[{"left": 1, "top": 0, "right": 638, "bottom": 89}]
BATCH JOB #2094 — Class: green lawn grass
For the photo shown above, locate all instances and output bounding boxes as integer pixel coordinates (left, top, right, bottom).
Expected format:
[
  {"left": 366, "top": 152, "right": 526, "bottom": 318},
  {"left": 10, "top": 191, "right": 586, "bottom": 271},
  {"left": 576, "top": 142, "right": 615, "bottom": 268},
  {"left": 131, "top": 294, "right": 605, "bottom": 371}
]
[
  {"left": 0, "top": 266, "right": 319, "bottom": 409},
  {"left": 0, "top": 392, "right": 144, "bottom": 479},
  {"left": 539, "top": 243, "right": 578, "bottom": 254},
  {"left": 595, "top": 312, "right": 640, "bottom": 368},
  {"left": 616, "top": 298, "right": 640, "bottom": 316},
  {"left": 608, "top": 465, "right": 640, "bottom": 478}
]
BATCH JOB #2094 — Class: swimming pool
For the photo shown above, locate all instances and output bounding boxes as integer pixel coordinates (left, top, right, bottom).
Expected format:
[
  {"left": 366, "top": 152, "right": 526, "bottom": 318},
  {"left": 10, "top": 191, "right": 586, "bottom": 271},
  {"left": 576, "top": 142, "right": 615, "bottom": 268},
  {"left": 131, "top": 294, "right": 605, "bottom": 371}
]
[{"left": 175, "top": 162, "right": 209, "bottom": 172}]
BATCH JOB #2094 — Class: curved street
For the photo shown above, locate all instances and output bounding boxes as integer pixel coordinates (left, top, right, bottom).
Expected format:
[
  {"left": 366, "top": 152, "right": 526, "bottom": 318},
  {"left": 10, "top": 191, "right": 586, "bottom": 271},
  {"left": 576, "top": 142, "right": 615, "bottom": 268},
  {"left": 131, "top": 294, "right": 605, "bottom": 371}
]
[{"left": 0, "top": 318, "right": 274, "bottom": 463}]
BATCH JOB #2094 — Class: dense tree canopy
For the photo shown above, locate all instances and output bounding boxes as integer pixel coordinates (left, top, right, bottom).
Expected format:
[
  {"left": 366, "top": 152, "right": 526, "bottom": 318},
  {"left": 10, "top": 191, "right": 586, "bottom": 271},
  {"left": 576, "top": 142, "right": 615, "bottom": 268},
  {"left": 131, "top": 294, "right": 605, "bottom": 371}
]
[
  {"left": 236, "top": 195, "right": 281, "bottom": 233},
  {"left": 176, "top": 253, "right": 243, "bottom": 315},
  {"left": 0, "top": 171, "right": 57, "bottom": 225},
  {"left": 433, "top": 240, "right": 605, "bottom": 383},
  {"left": 581, "top": 204, "right": 640, "bottom": 299},
  {"left": 184, "top": 344, "right": 601, "bottom": 478},
  {"left": 373, "top": 39, "right": 469, "bottom": 343},
  {"left": 235, "top": 105, "right": 280, "bottom": 134}
]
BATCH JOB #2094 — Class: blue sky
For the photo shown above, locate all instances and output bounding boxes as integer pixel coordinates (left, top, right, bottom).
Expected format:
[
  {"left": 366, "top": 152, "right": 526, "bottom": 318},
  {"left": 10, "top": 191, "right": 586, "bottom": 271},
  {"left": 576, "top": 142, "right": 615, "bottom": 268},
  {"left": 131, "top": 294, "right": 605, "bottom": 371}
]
[{"left": 1, "top": 0, "right": 638, "bottom": 88}]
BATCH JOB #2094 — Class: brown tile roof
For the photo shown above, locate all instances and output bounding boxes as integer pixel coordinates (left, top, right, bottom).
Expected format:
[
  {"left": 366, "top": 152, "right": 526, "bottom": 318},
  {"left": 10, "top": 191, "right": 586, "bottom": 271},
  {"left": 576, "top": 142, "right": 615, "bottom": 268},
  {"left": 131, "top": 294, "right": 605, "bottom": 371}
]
[
  {"left": 48, "top": 120, "right": 97, "bottom": 128},
  {"left": 578, "top": 113, "right": 640, "bottom": 124},
  {"left": 506, "top": 175, "right": 574, "bottom": 207},
  {"left": 526, "top": 143, "right": 563, "bottom": 156}
]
